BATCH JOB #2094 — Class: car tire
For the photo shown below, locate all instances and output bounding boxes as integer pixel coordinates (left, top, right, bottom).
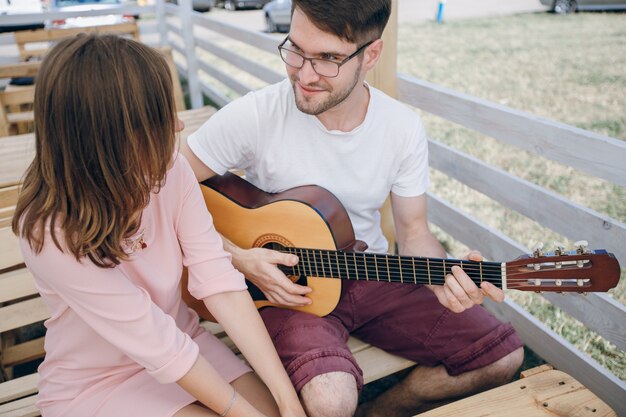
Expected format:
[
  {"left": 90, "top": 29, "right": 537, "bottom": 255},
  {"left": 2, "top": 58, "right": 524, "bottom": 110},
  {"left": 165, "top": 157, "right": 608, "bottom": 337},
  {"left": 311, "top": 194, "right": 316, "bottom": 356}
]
[
  {"left": 553, "top": 0, "right": 577, "bottom": 14},
  {"left": 265, "top": 14, "right": 277, "bottom": 32}
]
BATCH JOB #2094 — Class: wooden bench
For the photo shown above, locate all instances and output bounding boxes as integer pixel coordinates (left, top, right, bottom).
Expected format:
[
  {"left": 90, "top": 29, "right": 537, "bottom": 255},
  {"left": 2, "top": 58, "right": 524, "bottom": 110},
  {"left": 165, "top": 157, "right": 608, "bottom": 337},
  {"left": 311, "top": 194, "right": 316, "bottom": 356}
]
[
  {"left": 0, "top": 87, "right": 35, "bottom": 137},
  {"left": 14, "top": 22, "right": 140, "bottom": 62}
]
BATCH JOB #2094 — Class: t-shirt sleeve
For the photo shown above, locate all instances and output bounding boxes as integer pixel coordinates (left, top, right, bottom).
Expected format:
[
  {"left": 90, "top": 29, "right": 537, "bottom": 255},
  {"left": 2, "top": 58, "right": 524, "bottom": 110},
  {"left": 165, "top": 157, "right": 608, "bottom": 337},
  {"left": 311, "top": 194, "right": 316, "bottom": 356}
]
[
  {"left": 175, "top": 156, "right": 247, "bottom": 300},
  {"left": 21, "top": 237, "right": 199, "bottom": 384},
  {"left": 186, "top": 92, "right": 259, "bottom": 175},
  {"left": 390, "top": 118, "right": 430, "bottom": 197}
]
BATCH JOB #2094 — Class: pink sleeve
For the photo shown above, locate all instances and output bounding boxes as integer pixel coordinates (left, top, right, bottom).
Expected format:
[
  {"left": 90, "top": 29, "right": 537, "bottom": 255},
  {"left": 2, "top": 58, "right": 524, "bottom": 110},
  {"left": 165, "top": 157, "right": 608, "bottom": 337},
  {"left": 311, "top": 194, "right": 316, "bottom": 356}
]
[
  {"left": 21, "top": 238, "right": 199, "bottom": 384},
  {"left": 175, "top": 156, "right": 247, "bottom": 300}
]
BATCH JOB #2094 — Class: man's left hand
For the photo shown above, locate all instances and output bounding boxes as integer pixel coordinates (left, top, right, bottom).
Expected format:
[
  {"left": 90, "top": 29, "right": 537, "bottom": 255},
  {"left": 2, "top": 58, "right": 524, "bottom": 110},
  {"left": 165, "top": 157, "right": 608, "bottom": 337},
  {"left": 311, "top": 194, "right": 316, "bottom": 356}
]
[{"left": 428, "top": 250, "right": 505, "bottom": 313}]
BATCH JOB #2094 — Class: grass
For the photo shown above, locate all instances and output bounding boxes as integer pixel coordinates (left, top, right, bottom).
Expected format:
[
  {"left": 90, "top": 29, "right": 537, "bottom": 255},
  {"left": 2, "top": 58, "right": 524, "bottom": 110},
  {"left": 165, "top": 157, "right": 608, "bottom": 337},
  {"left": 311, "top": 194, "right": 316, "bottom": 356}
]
[
  {"left": 182, "top": 10, "right": 626, "bottom": 381},
  {"left": 397, "top": 11, "right": 626, "bottom": 381}
]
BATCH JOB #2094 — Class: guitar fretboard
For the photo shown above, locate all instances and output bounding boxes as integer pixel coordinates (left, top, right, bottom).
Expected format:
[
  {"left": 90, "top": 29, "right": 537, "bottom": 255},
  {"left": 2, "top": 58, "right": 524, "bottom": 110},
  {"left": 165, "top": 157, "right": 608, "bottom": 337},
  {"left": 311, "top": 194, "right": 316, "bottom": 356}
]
[{"left": 275, "top": 247, "right": 504, "bottom": 288}]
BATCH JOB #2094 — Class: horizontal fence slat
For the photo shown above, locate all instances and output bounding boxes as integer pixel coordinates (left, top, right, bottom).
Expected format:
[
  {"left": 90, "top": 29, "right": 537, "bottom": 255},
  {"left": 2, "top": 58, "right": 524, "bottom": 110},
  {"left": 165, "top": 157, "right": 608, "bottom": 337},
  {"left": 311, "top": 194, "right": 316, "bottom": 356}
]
[
  {"left": 199, "top": 80, "right": 230, "bottom": 108},
  {"left": 543, "top": 292, "right": 626, "bottom": 351},
  {"left": 429, "top": 140, "right": 626, "bottom": 264},
  {"left": 192, "top": 13, "right": 280, "bottom": 54},
  {"left": 194, "top": 37, "right": 284, "bottom": 85},
  {"left": 398, "top": 74, "right": 626, "bottom": 187},
  {"left": 485, "top": 298, "right": 626, "bottom": 417},
  {"left": 427, "top": 192, "right": 528, "bottom": 261},
  {"left": 196, "top": 60, "right": 251, "bottom": 96}
]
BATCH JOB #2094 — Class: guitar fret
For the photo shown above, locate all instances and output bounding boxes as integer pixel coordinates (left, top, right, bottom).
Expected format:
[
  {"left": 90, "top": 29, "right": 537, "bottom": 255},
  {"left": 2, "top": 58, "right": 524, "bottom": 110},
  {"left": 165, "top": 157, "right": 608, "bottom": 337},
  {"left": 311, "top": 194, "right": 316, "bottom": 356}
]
[
  {"left": 480, "top": 262, "right": 483, "bottom": 284},
  {"left": 306, "top": 250, "right": 313, "bottom": 276},
  {"left": 398, "top": 257, "right": 403, "bottom": 283},
  {"left": 327, "top": 251, "right": 333, "bottom": 277},
  {"left": 443, "top": 259, "right": 446, "bottom": 280},
  {"left": 385, "top": 255, "right": 391, "bottom": 282},
  {"left": 353, "top": 253, "right": 359, "bottom": 281},
  {"left": 335, "top": 252, "right": 341, "bottom": 279},
  {"left": 344, "top": 252, "right": 349, "bottom": 280},
  {"left": 374, "top": 255, "right": 380, "bottom": 281},
  {"left": 412, "top": 257, "right": 416, "bottom": 284},
  {"left": 427, "top": 258, "right": 431, "bottom": 285},
  {"left": 311, "top": 250, "right": 317, "bottom": 277}
]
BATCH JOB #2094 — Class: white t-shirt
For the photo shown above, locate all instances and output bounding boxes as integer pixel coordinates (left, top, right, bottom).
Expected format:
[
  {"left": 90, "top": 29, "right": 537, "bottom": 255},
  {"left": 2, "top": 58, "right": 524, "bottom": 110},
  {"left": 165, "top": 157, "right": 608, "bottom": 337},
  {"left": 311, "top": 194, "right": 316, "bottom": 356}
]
[{"left": 188, "top": 79, "right": 429, "bottom": 253}]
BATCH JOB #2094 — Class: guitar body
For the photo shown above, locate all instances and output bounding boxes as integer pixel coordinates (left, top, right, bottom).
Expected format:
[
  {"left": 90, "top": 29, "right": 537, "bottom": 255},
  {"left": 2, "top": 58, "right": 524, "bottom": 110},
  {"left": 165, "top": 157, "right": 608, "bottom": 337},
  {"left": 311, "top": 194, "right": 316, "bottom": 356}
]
[{"left": 187, "top": 172, "right": 364, "bottom": 318}]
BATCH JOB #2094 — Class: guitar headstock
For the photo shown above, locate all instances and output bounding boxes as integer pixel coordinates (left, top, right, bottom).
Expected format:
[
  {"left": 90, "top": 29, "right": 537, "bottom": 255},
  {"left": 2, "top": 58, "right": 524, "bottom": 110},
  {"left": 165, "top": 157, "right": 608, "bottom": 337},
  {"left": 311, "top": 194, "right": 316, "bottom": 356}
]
[{"left": 505, "top": 242, "right": 621, "bottom": 293}]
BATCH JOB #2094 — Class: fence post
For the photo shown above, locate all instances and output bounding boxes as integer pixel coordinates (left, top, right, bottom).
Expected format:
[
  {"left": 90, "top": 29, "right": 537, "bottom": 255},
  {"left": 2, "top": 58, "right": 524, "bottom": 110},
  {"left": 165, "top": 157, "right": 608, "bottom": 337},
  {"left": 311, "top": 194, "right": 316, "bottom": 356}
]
[
  {"left": 155, "top": 0, "right": 167, "bottom": 47},
  {"left": 178, "top": 0, "right": 203, "bottom": 109}
]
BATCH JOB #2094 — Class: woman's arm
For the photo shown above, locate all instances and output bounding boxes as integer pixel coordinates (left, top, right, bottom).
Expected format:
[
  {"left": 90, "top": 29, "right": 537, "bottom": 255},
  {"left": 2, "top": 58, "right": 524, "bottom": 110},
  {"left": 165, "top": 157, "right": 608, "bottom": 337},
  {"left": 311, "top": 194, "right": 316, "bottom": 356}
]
[
  {"left": 177, "top": 354, "right": 265, "bottom": 417},
  {"left": 204, "top": 290, "right": 306, "bottom": 417}
]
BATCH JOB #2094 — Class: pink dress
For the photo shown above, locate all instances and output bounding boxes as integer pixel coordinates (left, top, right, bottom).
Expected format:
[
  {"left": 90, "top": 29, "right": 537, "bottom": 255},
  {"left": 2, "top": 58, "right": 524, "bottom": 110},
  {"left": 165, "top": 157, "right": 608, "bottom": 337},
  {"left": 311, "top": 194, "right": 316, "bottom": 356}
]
[{"left": 19, "top": 155, "right": 251, "bottom": 417}]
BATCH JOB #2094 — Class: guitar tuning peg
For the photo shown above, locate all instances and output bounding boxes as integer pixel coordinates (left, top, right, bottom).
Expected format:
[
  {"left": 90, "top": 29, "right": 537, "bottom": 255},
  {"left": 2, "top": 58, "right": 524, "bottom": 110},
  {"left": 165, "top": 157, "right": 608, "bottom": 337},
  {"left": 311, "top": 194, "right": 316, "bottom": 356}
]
[
  {"left": 553, "top": 241, "right": 566, "bottom": 256},
  {"left": 532, "top": 242, "right": 544, "bottom": 258},
  {"left": 574, "top": 240, "right": 589, "bottom": 254}
]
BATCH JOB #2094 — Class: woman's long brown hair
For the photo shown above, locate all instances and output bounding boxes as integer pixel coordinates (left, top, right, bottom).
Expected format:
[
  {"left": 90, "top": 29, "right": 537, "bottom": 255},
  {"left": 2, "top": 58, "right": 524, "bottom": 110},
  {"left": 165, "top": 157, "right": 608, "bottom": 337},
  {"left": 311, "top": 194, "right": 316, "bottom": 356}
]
[{"left": 12, "top": 34, "right": 177, "bottom": 267}]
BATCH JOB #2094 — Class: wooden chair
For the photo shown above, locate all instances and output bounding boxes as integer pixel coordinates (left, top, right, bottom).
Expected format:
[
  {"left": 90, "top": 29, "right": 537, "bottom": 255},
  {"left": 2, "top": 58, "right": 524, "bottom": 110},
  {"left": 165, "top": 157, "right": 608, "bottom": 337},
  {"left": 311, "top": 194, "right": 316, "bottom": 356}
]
[
  {"left": 0, "top": 86, "right": 35, "bottom": 137},
  {"left": 14, "top": 22, "right": 140, "bottom": 61}
]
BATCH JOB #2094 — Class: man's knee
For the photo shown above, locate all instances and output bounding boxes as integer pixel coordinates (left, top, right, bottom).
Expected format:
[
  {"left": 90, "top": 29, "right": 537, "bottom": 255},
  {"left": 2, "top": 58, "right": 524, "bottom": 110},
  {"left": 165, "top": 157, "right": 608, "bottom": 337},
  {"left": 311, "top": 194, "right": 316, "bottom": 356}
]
[
  {"left": 490, "top": 346, "right": 524, "bottom": 383},
  {"left": 300, "top": 372, "right": 359, "bottom": 417}
]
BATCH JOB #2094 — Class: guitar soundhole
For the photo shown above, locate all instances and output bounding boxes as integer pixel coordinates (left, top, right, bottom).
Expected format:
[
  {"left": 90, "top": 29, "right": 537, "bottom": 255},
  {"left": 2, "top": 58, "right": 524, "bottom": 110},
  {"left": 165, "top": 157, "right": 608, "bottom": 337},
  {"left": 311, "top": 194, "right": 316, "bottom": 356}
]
[{"left": 251, "top": 234, "right": 305, "bottom": 285}]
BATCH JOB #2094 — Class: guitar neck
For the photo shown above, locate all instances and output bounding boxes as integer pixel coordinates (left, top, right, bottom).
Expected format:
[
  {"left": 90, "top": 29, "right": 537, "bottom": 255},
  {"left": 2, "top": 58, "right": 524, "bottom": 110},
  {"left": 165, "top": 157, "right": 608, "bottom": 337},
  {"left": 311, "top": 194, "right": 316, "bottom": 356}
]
[{"left": 277, "top": 247, "right": 505, "bottom": 289}]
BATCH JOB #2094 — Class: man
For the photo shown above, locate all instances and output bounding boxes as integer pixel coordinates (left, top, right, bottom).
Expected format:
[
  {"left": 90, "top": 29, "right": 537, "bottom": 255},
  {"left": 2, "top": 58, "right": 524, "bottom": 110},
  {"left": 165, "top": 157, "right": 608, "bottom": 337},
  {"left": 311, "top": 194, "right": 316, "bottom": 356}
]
[{"left": 181, "top": 1, "right": 524, "bottom": 416}]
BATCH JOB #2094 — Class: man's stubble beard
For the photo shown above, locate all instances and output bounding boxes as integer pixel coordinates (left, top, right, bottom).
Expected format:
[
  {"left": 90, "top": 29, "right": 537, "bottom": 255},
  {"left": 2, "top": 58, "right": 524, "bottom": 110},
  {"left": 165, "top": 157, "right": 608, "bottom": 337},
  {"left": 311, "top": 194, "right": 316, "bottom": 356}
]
[{"left": 290, "top": 63, "right": 362, "bottom": 116}]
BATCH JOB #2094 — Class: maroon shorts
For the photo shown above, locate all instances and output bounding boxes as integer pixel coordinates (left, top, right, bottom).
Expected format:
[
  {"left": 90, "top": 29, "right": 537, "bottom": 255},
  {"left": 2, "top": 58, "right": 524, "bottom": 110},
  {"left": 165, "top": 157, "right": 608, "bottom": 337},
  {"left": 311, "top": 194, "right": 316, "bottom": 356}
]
[{"left": 260, "top": 280, "right": 523, "bottom": 392}]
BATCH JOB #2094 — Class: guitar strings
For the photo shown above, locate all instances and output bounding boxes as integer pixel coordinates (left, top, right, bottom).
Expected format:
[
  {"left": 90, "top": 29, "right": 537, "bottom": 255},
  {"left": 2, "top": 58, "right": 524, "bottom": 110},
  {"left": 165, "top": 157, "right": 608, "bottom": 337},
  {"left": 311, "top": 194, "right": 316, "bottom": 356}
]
[{"left": 276, "top": 248, "right": 587, "bottom": 287}]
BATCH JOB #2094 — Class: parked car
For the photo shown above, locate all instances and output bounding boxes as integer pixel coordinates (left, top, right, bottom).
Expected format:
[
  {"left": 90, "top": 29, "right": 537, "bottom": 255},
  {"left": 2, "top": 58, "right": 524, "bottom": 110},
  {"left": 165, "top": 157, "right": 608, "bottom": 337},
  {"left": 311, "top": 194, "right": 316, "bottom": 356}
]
[
  {"left": 263, "top": 0, "right": 290, "bottom": 33},
  {"left": 0, "top": 0, "right": 45, "bottom": 33},
  {"left": 215, "top": 0, "right": 270, "bottom": 11},
  {"left": 169, "top": 0, "right": 214, "bottom": 12},
  {"left": 49, "top": 0, "right": 135, "bottom": 28},
  {"left": 540, "top": 0, "right": 626, "bottom": 14}
]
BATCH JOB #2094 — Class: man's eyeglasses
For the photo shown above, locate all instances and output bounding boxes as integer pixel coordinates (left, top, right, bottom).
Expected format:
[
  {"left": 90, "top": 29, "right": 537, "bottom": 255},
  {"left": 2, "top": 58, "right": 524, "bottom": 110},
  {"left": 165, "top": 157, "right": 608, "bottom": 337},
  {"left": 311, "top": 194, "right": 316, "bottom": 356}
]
[{"left": 278, "top": 37, "right": 376, "bottom": 78}]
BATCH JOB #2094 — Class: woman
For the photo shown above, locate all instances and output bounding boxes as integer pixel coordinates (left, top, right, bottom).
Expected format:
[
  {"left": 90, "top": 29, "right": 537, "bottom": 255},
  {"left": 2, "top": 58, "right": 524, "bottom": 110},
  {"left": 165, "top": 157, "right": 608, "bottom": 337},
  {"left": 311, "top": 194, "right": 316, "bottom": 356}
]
[{"left": 12, "top": 33, "right": 306, "bottom": 417}]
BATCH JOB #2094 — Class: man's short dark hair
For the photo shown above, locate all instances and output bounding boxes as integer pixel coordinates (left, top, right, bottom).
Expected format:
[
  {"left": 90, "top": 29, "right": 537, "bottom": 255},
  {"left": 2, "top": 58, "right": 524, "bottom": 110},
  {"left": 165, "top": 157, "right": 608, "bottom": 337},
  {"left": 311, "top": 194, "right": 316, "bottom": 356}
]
[{"left": 291, "top": 0, "right": 391, "bottom": 45}]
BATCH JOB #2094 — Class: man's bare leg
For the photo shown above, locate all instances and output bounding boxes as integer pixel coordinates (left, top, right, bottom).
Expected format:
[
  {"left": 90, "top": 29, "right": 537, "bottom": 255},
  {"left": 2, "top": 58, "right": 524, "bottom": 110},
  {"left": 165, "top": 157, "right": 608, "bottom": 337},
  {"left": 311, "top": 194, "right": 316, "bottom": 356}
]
[
  {"left": 300, "top": 371, "right": 359, "bottom": 417},
  {"left": 356, "top": 347, "right": 524, "bottom": 417}
]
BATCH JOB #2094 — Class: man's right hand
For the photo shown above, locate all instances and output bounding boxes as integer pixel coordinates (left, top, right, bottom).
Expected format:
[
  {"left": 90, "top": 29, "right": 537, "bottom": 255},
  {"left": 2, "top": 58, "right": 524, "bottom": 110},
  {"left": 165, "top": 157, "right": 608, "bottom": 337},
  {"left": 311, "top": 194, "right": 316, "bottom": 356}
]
[{"left": 230, "top": 246, "right": 312, "bottom": 307}]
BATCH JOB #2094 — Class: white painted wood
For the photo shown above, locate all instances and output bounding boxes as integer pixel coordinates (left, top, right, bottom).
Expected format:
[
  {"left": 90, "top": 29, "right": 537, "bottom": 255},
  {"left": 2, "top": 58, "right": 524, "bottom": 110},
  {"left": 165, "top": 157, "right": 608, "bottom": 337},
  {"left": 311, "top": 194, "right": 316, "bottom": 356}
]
[
  {"left": 428, "top": 140, "right": 626, "bottom": 264},
  {"left": 199, "top": 80, "right": 230, "bottom": 108},
  {"left": 177, "top": 0, "right": 202, "bottom": 109},
  {"left": 543, "top": 292, "right": 626, "bottom": 351},
  {"left": 191, "top": 13, "right": 280, "bottom": 54},
  {"left": 0, "top": 5, "right": 155, "bottom": 26},
  {"left": 196, "top": 61, "right": 251, "bottom": 96},
  {"left": 194, "top": 38, "right": 284, "bottom": 85},
  {"left": 155, "top": 0, "right": 167, "bottom": 47},
  {"left": 398, "top": 74, "right": 626, "bottom": 187},
  {"left": 485, "top": 298, "right": 626, "bottom": 417}
]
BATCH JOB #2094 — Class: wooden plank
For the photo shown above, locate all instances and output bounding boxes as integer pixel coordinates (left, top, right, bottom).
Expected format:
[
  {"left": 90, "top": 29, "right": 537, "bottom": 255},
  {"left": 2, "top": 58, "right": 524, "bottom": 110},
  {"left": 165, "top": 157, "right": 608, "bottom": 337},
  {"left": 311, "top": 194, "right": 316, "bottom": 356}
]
[
  {"left": 0, "top": 269, "right": 37, "bottom": 304},
  {"left": 1, "top": 88, "right": 35, "bottom": 107},
  {"left": 397, "top": 74, "right": 626, "bottom": 187},
  {"left": 485, "top": 298, "right": 626, "bottom": 416},
  {"left": 2, "top": 337, "right": 45, "bottom": 367},
  {"left": 195, "top": 38, "right": 284, "bottom": 85},
  {"left": 0, "top": 186, "right": 21, "bottom": 210},
  {"left": 429, "top": 140, "right": 626, "bottom": 264},
  {"left": 196, "top": 60, "right": 252, "bottom": 96},
  {"left": 0, "top": 395, "right": 39, "bottom": 417},
  {"left": 355, "top": 346, "right": 415, "bottom": 385},
  {"left": 542, "top": 292, "right": 626, "bottom": 351},
  {"left": 0, "top": 373, "right": 38, "bottom": 403},
  {"left": 192, "top": 14, "right": 280, "bottom": 54},
  {"left": 0, "top": 297, "right": 49, "bottom": 333},
  {"left": 0, "top": 227, "right": 22, "bottom": 271},
  {"left": 417, "top": 368, "right": 616, "bottom": 417},
  {"left": 0, "top": 62, "right": 40, "bottom": 79}
]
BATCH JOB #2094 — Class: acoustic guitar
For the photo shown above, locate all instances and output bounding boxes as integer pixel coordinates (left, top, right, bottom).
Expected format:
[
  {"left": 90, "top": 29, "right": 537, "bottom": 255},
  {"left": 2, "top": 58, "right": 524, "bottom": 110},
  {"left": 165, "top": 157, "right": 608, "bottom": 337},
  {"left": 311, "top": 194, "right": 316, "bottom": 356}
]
[{"left": 189, "top": 172, "right": 621, "bottom": 318}]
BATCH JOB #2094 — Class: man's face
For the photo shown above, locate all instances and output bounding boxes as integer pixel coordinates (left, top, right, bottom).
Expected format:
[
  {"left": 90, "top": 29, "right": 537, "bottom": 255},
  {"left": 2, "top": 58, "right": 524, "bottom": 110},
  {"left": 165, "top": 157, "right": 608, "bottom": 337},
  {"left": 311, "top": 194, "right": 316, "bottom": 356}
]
[{"left": 285, "top": 7, "right": 364, "bottom": 116}]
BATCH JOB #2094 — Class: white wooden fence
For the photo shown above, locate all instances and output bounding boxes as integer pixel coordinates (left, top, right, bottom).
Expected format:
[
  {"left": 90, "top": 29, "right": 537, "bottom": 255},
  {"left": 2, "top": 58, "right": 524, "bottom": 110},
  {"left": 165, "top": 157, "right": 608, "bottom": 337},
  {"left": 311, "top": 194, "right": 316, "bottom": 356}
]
[{"left": 1, "top": 1, "right": 624, "bottom": 413}]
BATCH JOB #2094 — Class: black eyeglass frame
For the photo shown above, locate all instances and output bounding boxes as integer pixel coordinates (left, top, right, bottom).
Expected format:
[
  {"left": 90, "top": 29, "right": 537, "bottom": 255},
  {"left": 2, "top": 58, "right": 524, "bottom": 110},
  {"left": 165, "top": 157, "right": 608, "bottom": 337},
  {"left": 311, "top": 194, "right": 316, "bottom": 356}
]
[{"left": 277, "top": 37, "right": 376, "bottom": 78}]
